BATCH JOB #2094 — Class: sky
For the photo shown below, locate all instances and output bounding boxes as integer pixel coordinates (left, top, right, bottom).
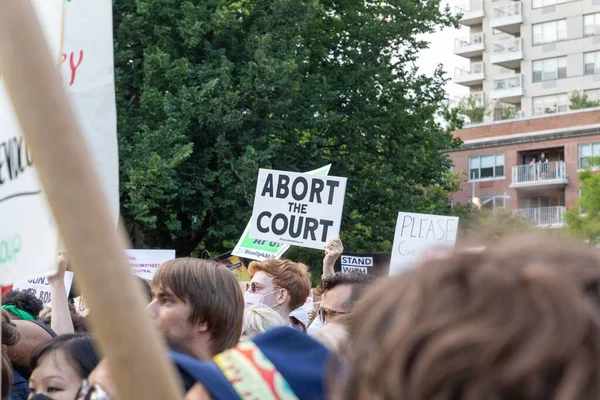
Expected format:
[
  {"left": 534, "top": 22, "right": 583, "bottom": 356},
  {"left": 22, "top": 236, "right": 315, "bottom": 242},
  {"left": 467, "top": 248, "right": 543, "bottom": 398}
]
[{"left": 416, "top": 0, "right": 469, "bottom": 102}]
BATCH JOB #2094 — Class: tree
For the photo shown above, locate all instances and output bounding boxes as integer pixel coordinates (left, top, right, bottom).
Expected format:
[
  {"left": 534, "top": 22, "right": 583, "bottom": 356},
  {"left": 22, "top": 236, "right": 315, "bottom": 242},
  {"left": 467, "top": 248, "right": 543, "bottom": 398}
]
[
  {"left": 565, "top": 157, "right": 600, "bottom": 244},
  {"left": 456, "top": 94, "right": 487, "bottom": 124},
  {"left": 113, "top": 0, "right": 462, "bottom": 267},
  {"left": 569, "top": 91, "right": 600, "bottom": 110}
]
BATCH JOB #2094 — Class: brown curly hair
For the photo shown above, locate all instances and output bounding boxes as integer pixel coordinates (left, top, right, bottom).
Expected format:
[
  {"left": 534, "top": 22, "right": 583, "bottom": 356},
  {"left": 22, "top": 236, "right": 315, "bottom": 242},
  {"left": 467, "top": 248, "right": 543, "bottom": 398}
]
[{"left": 2, "top": 310, "right": 20, "bottom": 400}]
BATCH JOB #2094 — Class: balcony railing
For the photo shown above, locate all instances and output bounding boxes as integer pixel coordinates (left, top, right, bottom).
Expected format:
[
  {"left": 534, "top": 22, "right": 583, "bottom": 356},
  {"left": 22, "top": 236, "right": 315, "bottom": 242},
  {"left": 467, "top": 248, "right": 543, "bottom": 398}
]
[
  {"left": 493, "top": 74, "right": 522, "bottom": 92},
  {"left": 511, "top": 161, "right": 567, "bottom": 185},
  {"left": 492, "top": 37, "right": 522, "bottom": 56},
  {"left": 455, "top": 0, "right": 483, "bottom": 16},
  {"left": 455, "top": 62, "right": 484, "bottom": 78},
  {"left": 455, "top": 33, "right": 484, "bottom": 51},
  {"left": 492, "top": 1, "right": 522, "bottom": 19},
  {"left": 513, "top": 206, "right": 566, "bottom": 227}
]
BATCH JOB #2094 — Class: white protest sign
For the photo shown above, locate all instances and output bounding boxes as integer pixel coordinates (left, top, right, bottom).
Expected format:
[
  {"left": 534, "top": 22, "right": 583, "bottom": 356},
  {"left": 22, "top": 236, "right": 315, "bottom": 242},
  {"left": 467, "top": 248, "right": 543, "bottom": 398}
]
[
  {"left": 12, "top": 271, "right": 75, "bottom": 308},
  {"left": 389, "top": 212, "right": 459, "bottom": 276},
  {"left": 0, "top": 0, "right": 63, "bottom": 285},
  {"left": 250, "top": 169, "right": 347, "bottom": 250},
  {"left": 126, "top": 249, "right": 176, "bottom": 280},
  {"left": 340, "top": 255, "right": 374, "bottom": 274},
  {"left": 63, "top": 0, "right": 119, "bottom": 222},
  {"left": 232, "top": 165, "right": 332, "bottom": 260}
]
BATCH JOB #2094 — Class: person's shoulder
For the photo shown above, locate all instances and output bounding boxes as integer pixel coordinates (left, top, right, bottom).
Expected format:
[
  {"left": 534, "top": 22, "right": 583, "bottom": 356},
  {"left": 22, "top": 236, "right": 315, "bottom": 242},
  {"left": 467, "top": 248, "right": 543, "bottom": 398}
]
[{"left": 13, "top": 319, "right": 57, "bottom": 339}]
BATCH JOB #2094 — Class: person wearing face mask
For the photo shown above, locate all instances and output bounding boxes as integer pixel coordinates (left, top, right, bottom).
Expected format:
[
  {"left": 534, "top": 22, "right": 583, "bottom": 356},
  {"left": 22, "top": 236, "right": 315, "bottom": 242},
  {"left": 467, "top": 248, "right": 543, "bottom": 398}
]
[
  {"left": 246, "top": 259, "right": 311, "bottom": 322},
  {"left": 28, "top": 334, "right": 99, "bottom": 400}
]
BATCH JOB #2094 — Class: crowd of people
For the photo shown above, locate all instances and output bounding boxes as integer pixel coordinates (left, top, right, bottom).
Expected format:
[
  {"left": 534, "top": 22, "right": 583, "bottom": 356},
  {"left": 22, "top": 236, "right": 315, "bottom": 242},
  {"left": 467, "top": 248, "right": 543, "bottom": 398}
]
[{"left": 3, "top": 234, "right": 600, "bottom": 399}]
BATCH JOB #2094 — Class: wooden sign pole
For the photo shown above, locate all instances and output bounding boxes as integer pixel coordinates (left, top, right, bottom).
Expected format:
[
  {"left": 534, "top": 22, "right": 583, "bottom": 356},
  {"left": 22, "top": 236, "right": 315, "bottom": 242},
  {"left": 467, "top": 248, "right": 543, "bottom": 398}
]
[{"left": 0, "top": 2, "right": 183, "bottom": 399}]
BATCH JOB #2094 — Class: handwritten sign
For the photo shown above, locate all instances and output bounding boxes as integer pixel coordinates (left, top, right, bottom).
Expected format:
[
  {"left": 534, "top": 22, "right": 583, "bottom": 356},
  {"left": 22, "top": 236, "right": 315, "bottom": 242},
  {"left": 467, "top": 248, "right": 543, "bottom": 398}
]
[
  {"left": 250, "top": 169, "right": 347, "bottom": 250},
  {"left": 232, "top": 165, "right": 332, "bottom": 260},
  {"left": 12, "top": 272, "right": 75, "bottom": 308},
  {"left": 389, "top": 212, "right": 459, "bottom": 276},
  {"left": 0, "top": 0, "right": 64, "bottom": 285},
  {"left": 126, "top": 249, "right": 176, "bottom": 280}
]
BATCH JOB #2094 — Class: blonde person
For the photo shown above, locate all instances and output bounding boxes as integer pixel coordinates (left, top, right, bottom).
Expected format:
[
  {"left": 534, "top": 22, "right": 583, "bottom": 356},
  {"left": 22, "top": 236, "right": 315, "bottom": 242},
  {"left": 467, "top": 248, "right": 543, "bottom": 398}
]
[{"left": 242, "top": 304, "right": 287, "bottom": 338}]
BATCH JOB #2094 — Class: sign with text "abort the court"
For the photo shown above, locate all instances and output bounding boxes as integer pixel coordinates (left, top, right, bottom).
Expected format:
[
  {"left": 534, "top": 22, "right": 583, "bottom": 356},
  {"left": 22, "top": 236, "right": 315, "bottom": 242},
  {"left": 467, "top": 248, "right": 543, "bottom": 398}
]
[
  {"left": 250, "top": 169, "right": 347, "bottom": 250},
  {"left": 389, "top": 212, "right": 459, "bottom": 276}
]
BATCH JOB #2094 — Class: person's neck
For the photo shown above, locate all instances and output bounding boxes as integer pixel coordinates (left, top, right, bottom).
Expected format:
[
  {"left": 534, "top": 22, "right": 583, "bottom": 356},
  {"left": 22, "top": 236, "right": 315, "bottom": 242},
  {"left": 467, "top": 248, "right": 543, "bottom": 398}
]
[
  {"left": 187, "top": 335, "right": 213, "bottom": 361},
  {"left": 275, "top": 306, "right": 290, "bottom": 323}
]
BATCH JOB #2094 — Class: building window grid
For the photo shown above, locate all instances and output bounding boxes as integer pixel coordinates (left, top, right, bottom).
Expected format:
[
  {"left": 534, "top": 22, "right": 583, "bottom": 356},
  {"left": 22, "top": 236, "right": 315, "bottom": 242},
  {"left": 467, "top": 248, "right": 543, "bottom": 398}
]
[
  {"left": 584, "top": 13, "right": 600, "bottom": 37},
  {"left": 585, "top": 88, "right": 600, "bottom": 101},
  {"left": 533, "top": 19, "right": 567, "bottom": 45},
  {"left": 532, "top": 56, "right": 567, "bottom": 82},
  {"left": 584, "top": 51, "right": 600, "bottom": 75},
  {"left": 468, "top": 154, "right": 505, "bottom": 181},
  {"left": 533, "top": 0, "right": 567, "bottom": 8},
  {"left": 579, "top": 143, "right": 600, "bottom": 169},
  {"left": 533, "top": 93, "right": 569, "bottom": 116}
]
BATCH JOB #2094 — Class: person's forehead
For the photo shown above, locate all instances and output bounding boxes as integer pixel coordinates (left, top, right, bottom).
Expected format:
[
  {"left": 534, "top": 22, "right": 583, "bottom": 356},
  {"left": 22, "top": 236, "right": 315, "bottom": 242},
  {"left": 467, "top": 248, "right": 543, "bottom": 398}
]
[
  {"left": 321, "top": 284, "right": 353, "bottom": 310},
  {"left": 251, "top": 271, "right": 274, "bottom": 286}
]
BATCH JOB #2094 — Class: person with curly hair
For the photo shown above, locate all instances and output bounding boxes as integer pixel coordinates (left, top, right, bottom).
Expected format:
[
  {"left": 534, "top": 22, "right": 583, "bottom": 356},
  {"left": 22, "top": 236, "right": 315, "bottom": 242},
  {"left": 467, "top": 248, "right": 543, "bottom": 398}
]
[{"left": 2, "top": 290, "right": 43, "bottom": 321}]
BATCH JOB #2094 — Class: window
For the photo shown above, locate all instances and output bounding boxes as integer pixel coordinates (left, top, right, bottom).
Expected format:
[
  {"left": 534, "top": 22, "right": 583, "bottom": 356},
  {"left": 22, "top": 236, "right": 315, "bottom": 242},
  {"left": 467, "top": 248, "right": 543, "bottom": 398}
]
[
  {"left": 532, "top": 93, "right": 569, "bottom": 115},
  {"left": 578, "top": 143, "right": 600, "bottom": 168},
  {"left": 584, "top": 13, "right": 600, "bottom": 37},
  {"left": 585, "top": 88, "right": 600, "bottom": 101},
  {"left": 468, "top": 154, "right": 505, "bottom": 180},
  {"left": 533, "top": 0, "right": 567, "bottom": 7},
  {"left": 584, "top": 51, "right": 600, "bottom": 75},
  {"left": 532, "top": 57, "right": 567, "bottom": 82},
  {"left": 533, "top": 20, "right": 567, "bottom": 45},
  {"left": 479, "top": 196, "right": 506, "bottom": 210}
]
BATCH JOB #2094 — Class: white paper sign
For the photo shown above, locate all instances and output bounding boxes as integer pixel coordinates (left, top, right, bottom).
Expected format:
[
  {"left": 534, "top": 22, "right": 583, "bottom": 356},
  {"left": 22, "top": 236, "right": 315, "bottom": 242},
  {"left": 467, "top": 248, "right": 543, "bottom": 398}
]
[
  {"left": 126, "top": 249, "right": 176, "bottom": 280},
  {"left": 340, "top": 255, "right": 373, "bottom": 274},
  {"left": 63, "top": 0, "right": 119, "bottom": 222},
  {"left": 389, "top": 212, "right": 459, "bottom": 276},
  {"left": 12, "top": 271, "right": 75, "bottom": 308},
  {"left": 0, "top": 0, "right": 64, "bottom": 285},
  {"left": 250, "top": 169, "right": 347, "bottom": 250}
]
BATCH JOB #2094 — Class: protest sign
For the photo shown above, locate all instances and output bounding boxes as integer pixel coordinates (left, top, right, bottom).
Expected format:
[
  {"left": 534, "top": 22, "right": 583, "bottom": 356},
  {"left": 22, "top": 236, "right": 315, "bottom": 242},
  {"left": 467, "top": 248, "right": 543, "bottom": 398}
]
[
  {"left": 12, "top": 271, "right": 75, "bottom": 307},
  {"left": 232, "top": 165, "right": 332, "bottom": 260},
  {"left": 63, "top": 0, "right": 119, "bottom": 222},
  {"left": 334, "top": 253, "right": 391, "bottom": 277},
  {"left": 126, "top": 249, "right": 176, "bottom": 280},
  {"left": 389, "top": 212, "right": 459, "bottom": 276},
  {"left": 250, "top": 169, "right": 347, "bottom": 250},
  {"left": 0, "top": 0, "right": 63, "bottom": 285},
  {"left": 215, "top": 252, "right": 252, "bottom": 282}
]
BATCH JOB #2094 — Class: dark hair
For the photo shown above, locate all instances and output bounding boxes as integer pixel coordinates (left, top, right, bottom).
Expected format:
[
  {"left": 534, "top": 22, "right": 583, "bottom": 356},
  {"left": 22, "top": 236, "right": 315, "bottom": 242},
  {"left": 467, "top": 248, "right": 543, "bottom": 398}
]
[
  {"left": 319, "top": 272, "right": 374, "bottom": 310},
  {"left": 38, "top": 303, "right": 88, "bottom": 333},
  {"left": 138, "top": 277, "right": 153, "bottom": 304},
  {"left": 3, "top": 290, "right": 44, "bottom": 319},
  {"left": 153, "top": 258, "right": 244, "bottom": 355},
  {"left": 30, "top": 334, "right": 99, "bottom": 379},
  {"left": 2, "top": 310, "right": 20, "bottom": 400}
]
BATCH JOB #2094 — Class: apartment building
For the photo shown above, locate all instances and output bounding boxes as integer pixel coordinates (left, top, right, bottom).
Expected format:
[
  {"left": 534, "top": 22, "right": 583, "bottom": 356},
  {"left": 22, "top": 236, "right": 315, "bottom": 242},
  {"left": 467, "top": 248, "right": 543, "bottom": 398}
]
[
  {"left": 448, "top": 108, "right": 600, "bottom": 227},
  {"left": 454, "top": 0, "right": 600, "bottom": 121}
]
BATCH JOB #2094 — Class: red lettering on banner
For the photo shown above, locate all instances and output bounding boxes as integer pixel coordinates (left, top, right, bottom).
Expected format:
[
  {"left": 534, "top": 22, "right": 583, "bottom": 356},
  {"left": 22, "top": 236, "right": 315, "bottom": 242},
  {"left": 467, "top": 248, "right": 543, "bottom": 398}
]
[{"left": 61, "top": 50, "right": 84, "bottom": 86}]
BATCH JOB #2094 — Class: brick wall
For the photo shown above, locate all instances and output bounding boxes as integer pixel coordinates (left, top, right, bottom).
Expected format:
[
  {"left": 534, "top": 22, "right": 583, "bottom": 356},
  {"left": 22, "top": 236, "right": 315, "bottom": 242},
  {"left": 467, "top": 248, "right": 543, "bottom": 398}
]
[{"left": 453, "top": 110, "right": 600, "bottom": 142}]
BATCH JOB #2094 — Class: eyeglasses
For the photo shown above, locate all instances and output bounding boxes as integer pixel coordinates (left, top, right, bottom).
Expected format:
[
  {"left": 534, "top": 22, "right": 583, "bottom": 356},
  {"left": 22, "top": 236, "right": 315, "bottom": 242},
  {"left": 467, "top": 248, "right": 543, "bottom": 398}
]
[
  {"left": 318, "top": 306, "right": 348, "bottom": 323},
  {"left": 78, "top": 379, "right": 111, "bottom": 400}
]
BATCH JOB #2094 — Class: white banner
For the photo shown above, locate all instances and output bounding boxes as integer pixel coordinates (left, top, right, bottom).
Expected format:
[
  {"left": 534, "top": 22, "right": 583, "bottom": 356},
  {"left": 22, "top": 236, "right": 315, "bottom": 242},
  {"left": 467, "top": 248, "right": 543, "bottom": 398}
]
[
  {"left": 250, "top": 169, "right": 347, "bottom": 250},
  {"left": 0, "top": 0, "right": 64, "bottom": 285},
  {"left": 12, "top": 271, "right": 75, "bottom": 308},
  {"left": 126, "top": 249, "right": 176, "bottom": 281},
  {"left": 389, "top": 212, "right": 459, "bottom": 276}
]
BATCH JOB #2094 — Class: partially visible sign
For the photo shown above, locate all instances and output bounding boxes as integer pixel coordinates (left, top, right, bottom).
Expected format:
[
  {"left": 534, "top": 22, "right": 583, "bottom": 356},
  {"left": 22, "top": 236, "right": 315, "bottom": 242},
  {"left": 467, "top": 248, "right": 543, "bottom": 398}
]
[
  {"left": 12, "top": 271, "right": 75, "bottom": 308},
  {"left": 215, "top": 252, "right": 251, "bottom": 282},
  {"left": 0, "top": 0, "right": 64, "bottom": 285},
  {"left": 334, "top": 253, "right": 391, "bottom": 277},
  {"left": 126, "top": 249, "right": 176, "bottom": 280},
  {"left": 389, "top": 212, "right": 459, "bottom": 276},
  {"left": 232, "top": 165, "right": 331, "bottom": 260},
  {"left": 250, "top": 169, "right": 347, "bottom": 250}
]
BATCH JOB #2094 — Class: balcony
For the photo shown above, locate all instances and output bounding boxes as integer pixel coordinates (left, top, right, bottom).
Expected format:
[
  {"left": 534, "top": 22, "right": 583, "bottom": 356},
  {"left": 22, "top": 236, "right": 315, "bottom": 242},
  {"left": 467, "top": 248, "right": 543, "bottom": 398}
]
[
  {"left": 454, "top": 62, "right": 485, "bottom": 86},
  {"left": 510, "top": 161, "right": 568, "bottom": 189},
  {"left": 513, "top": 206, "right": 566, "bottom": 228},
  {"left": 454, "top": 33, "right": 485, "bottom": 58},
  {"left": 491, "top": 74, "right": 523, "bottom": 103},
  {"left": 455, "top": 0, "right": 484, "bottom": 26},
  {"left": 491, "top": 1, "right": 523, "bottom": 34},
  {"left": 491, "top": 37, "right": 523, "bottom": 69}
]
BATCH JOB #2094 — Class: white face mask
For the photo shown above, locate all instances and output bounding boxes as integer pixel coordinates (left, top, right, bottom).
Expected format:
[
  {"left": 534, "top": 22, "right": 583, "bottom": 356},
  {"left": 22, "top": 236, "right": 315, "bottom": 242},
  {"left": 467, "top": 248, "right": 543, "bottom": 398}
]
[{"left": 244, "top": 290, "right": 278, "bottom": 307}]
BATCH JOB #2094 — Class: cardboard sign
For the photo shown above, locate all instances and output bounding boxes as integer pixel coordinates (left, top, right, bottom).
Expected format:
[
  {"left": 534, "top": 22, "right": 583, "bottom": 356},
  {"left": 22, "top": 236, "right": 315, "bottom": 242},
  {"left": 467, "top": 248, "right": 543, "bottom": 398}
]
[
  {"left": 12, "top": 271, "right": 75, "bottom": 308},
  {"left": 250, "top": 169, "right": 347, "bottom": 250},
  {"left": 389, "top": 212, "right": 459, "bottom": 276},
  {"left": 63, "top": 0, "right": 119, "bottom": 222},
  {"left": 215, "top": 252, "right": 252, "bottom": 282},
  {"left": 232, "top": 165, "right": 332, "bottom": 260},
  {"left": 334, "top": 253, "right": 391, "bottom": 277},
  {"left": 126, "top": 249, "right": 176, "bottom": 280},
  {"left": 0, "top": 0, "right": 63, "bottom": 285}
]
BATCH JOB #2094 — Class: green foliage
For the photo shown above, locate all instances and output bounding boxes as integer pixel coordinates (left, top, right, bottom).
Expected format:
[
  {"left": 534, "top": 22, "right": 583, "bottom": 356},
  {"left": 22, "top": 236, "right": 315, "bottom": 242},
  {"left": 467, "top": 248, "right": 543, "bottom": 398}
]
[
  {"left": 565, "top": 157, "right": 600, "bottom": 244},
  {"left": 453, "top": 203, "right": 529, "bottom": 241},
  {"left": 500, "top": 103, "right": 519, "bottom": 120},
  {"left": 569, "top": 91, "right": 600, "bottom": 110},
  {"left": 456, "top": 95, "right": 487, "bottom": 124},
  {"left": 114, "top": 0, "right": 462, "bottom": 272}
]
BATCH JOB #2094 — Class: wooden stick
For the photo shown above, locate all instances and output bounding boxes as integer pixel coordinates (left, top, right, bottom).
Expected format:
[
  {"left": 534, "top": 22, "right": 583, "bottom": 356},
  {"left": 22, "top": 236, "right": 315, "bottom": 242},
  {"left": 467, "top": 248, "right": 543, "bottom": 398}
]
[{"left": 0, "top": 2, "right": 183, "bottom": 399}]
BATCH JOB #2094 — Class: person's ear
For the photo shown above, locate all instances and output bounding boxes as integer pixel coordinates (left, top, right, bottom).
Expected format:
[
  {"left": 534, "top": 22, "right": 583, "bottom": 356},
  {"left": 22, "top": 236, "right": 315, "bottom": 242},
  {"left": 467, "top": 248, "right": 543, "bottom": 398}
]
[
  {"left": 197, "top": 321, "right": 209, "bottom": 333},
  {"left": 278, "top": 288, "right": 289, "bottom": 305}
]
